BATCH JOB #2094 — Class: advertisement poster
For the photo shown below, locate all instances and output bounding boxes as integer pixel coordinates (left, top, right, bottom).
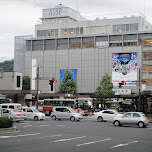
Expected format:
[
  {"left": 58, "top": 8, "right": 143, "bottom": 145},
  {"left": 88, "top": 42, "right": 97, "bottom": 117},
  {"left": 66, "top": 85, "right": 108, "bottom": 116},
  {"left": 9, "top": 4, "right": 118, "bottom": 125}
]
[
  {"left": 60, "top": 70, "right": 77, "bottom": 83},
  {"left": 112, "top": 53, "right": 137, "bottom": 86}
]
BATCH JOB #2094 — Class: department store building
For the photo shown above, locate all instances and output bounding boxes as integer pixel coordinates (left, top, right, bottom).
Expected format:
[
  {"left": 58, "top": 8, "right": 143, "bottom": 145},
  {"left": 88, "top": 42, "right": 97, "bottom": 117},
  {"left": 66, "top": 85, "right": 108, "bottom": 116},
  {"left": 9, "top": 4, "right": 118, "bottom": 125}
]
[{"left": 14, "top": 4, "right": 152, "bottom": 96}]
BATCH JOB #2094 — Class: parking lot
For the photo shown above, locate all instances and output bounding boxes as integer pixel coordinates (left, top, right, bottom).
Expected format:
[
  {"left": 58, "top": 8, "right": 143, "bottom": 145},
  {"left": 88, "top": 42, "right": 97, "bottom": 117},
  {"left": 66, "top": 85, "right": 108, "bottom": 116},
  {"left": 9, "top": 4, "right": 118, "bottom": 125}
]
[{"left": 0, "top": 116, "right": 152, "bottom": 152}]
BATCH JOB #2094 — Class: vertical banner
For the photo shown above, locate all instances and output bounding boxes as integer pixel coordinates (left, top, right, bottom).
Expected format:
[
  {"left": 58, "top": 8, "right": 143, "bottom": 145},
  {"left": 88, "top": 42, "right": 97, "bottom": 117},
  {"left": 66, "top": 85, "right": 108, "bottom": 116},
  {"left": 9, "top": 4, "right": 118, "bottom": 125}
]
[
  {"left": 112, "top": 53, "right": 137, "bottom": 86},
  {"left": 31, "top": 59, "right": 37, "bottom": 90}
]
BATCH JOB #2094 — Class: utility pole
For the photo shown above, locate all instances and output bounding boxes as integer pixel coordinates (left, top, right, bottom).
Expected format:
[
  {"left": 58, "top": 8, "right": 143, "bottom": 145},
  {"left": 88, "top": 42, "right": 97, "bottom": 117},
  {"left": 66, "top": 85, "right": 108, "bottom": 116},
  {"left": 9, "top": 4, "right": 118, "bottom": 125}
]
[
  {"left": 138, "top": 67, "right": 141, "bottom": 111},
  {"left": 36, "top": 66, "right": 39, "bottom": 109}
]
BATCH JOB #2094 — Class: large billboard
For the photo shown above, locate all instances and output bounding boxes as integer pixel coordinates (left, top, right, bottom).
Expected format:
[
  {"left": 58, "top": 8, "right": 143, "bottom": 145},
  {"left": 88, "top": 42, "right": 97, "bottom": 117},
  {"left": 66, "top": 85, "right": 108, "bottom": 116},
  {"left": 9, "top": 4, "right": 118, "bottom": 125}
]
[
  {"left": 60, "top": 69, "right": 77, "bottom": 83},
  {"left": 112, "top": 53, "right": 137, "bottom": 86}
]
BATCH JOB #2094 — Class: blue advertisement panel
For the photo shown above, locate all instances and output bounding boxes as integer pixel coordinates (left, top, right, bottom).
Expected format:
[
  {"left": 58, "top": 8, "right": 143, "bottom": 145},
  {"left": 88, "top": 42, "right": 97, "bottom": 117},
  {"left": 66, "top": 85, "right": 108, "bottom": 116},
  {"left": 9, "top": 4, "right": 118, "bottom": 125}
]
[
  {"left": 61, "top": 70, "right": 77, "bottom": 83},
  {"left": 112, "top": 53, "right": 137, "bottom": 86}
]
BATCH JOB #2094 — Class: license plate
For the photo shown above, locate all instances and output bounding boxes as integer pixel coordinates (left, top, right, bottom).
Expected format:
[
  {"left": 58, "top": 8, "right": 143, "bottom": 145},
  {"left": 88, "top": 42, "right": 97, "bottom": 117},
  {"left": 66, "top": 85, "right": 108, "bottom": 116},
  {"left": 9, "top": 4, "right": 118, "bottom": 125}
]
[{"left": 41, "top": 116, "right": 44, "bottom": 118}]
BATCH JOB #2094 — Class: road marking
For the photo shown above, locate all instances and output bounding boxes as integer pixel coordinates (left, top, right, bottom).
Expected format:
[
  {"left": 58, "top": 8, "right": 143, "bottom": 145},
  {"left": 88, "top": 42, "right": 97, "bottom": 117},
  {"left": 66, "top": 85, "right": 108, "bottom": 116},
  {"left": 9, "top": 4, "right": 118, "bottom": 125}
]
[
  {"left": 0, "top": 133, "right": 41, "bottom": 138},
  {"left": 23, "top": 125, "right": 32, "bottom": 127},
  {"left": 52, "top": 136, "right": 86, "bottom": 143},
  {"left": 40, "top": 125, "right": 50, "bottom": 127},
  {"left": 38, "top": 135, "right": 62, "bottom": 138},
  {"left": 110, "top": 141, "right": 138, "bottom": 149},
  {"left": 57, "top": 125, "right": 67, "bottom": 126},
  {"left": 76, "top": 138, "right": 111, "bottom": 147}
]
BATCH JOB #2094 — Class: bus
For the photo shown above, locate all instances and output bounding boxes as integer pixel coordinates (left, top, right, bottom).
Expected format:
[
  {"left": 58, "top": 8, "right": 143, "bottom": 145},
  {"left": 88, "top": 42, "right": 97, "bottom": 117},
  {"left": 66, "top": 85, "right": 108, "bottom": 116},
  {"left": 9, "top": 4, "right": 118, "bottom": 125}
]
[
  {"left": 0, "top": 95, "right": 11, "bottom": 104},
  {"left": 43, "top": 98, "right": 89, "bottom": 115}
]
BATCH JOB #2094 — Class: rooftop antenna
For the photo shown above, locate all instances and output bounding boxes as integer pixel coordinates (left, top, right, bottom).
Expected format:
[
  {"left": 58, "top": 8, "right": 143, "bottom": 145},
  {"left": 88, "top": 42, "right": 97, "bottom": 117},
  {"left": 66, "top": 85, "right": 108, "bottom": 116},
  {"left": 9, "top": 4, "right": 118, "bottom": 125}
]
[
  {"left": 144, "top": 0, "right": 145, "bottom": 16},
  {"left": 77, "top": 0, "right": 78, "bottom": 11}
]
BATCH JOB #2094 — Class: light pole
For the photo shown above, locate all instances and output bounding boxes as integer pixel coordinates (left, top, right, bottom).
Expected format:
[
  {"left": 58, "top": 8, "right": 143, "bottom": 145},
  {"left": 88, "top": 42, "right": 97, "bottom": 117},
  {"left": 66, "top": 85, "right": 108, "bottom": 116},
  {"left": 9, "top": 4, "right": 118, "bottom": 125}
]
[
  {"left": 36, "top": 66, "right": 39, "bottom": 110},
  {"left": 138, "top": 67, "right": 141, "bottom": 111}
]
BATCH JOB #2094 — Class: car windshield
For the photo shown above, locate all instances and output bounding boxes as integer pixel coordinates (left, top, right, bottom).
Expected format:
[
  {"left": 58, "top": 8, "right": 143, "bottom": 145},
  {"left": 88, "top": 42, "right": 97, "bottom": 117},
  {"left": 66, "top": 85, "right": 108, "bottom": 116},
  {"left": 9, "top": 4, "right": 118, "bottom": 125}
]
[
  {"left": 69, "top": 108, "right": 77, "bottom": 113},
  {"left": 32, "top": 109, "right": 39, "bottom": 112}
]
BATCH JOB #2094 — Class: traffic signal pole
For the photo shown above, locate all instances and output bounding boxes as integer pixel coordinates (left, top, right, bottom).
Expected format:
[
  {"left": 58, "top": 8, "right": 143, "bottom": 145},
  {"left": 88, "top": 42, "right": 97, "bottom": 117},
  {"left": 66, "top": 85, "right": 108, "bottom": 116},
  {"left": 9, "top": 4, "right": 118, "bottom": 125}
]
[{"left": 36, "top": 66, "right": 39, "bottom": 110}]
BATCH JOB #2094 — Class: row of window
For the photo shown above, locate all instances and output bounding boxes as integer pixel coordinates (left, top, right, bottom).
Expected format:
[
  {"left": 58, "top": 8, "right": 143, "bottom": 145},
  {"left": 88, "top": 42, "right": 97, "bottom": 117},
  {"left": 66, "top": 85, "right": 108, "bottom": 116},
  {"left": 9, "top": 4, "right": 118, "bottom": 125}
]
[
  {"left": 37, "top": 23, "right": 139, "bottom": 38},
  {"left": 113, "top": 23, "right": 138, "bottom": 33},
  {"left": 27, "top": 39, "right": 142, "bottom": 51}
]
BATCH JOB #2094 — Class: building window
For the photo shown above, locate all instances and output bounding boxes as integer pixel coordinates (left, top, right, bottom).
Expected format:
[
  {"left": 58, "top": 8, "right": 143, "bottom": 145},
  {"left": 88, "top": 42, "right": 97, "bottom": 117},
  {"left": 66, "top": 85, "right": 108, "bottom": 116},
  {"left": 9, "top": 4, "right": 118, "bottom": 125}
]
[{"left": 17, "top": 76, "right": 21, "bottom": 88}]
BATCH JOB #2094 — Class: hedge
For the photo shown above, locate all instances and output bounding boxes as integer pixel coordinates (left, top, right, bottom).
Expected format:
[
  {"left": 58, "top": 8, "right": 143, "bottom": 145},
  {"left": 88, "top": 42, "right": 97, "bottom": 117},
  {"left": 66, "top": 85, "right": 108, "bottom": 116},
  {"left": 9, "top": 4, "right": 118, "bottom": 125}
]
[{"left": 0, "top": 117, "right": 13, "bottom": 128}]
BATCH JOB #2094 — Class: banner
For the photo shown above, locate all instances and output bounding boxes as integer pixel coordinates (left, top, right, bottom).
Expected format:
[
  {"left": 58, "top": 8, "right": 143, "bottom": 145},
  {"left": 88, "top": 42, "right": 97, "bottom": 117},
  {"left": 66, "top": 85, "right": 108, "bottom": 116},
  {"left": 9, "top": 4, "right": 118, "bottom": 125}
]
[{"left": 112, "top": 53, "right": 137, "bottom": 86}]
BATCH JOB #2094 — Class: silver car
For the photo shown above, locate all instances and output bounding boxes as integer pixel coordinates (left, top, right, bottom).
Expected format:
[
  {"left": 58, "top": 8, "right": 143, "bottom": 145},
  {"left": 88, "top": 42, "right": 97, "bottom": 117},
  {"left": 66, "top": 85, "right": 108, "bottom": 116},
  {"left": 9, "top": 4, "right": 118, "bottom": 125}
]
[
  {"left": 1, "top": 109, "right": 25, "bottom": 122},
  {"left": 51, "top": 107, "right": 82, "bottom": 121},
  {"left": 113, "top": 112, "right": 149, "bottom": 128}
]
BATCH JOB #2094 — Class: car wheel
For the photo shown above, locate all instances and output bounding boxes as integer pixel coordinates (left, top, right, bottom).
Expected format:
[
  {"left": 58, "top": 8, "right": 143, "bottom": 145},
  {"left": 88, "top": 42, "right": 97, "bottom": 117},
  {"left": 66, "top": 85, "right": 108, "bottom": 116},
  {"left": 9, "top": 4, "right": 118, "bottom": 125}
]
[
  {"left": 70, "top": 116, "right": 75, "bottom": 121},
  {"left": 97, "top": 116, "right": 103, "bottom": 122},
  {"left": 34, "top": 116, "right": 39, "bottom": 120},
  {"left": 138, "top": 121, "right": 144, "bottom": 128},
  {"left": 114, "top": 120, "right": 120, "bottom": 126},
  {"left": 51, "top": 115, "right": 56, "bottom": 120}
]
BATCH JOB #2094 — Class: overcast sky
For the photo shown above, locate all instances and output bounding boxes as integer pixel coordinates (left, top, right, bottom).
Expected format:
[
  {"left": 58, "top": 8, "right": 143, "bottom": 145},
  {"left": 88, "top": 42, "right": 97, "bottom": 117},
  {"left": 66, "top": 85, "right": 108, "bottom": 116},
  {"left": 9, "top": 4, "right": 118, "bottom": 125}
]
[{"left": 0, "top": 0, "right": 152, "bottom": 61}]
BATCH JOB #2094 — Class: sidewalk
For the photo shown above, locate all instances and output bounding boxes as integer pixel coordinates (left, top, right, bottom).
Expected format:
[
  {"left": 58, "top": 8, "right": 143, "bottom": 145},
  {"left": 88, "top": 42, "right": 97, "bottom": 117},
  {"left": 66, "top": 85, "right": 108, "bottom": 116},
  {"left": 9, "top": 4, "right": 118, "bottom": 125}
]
[{"left": 0, "top": 126, "right": 17, "bottom": 134}]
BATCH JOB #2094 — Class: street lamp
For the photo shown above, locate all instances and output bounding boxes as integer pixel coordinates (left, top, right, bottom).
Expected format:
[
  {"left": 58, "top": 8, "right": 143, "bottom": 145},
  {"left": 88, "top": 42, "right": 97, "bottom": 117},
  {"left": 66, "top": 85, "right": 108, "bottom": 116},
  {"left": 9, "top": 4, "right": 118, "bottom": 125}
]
[{"left": 36, "top": 66, "right": 39, "bottom": 110}]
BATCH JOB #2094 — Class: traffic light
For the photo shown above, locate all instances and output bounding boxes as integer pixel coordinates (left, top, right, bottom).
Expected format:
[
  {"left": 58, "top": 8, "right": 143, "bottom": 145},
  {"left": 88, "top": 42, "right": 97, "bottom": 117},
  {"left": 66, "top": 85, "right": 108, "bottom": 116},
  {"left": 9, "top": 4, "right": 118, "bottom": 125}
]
[
  {"left": 122, "top": 81, "right": 126, "bottom": 85},
  {"left": 118, "top": 82, "right": 122, "bottom": 88},
  {"left": 118, "top": 81, "right": 126, "bottom": 88},
  {"left": 49, "top": 79, "right": 57, "bottom": 91}
]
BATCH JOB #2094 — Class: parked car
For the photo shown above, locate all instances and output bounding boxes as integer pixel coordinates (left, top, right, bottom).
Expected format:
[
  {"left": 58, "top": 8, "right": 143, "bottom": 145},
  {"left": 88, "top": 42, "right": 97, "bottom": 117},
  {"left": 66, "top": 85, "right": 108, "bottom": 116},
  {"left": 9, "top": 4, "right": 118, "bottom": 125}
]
[
  {"left": 113, "top": 112, "right": 149, "bottom": 128},
  {"left": 22, "top": 107, "right": 45, "bottom": 120},
  {"left": 1, "top": 109, "right": 25, "bottom": 122},
  {"left": 51, "top": 107, "right": 82, "bottom": 121},
  {"left": 93, "top": 110, "right": 119, "bottom": 122}
]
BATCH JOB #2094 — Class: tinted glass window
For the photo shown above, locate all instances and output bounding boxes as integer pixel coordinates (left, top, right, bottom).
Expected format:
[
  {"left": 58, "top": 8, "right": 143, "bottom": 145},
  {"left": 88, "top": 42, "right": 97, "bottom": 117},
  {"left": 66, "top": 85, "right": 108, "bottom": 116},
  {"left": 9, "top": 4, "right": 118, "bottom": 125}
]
[
  {"left": 2, "top": 106, "right": 7, "bottom": 108},
  {"left": 3, "top": 109, "right": 9, "bottom": 113},
  {"left": 133, "top": 113, "right": 141, "bottom": 118},
  {"left": 9, "top": 106, "right": 14, "bottom": 109},
  {"left": 123, "top": 113, "right": 131, "bottom": 118},
  {"left": 56, "top": 108, "right": 64, "bottom": 112},
  {"left": 102, "top": 111, "right": 110, "bottom": 114},
  {"left": 109, "top": 111, "right": 114, "bottom": 114},
  {"left": 27, "top": 109, "right": 33, "bottom": 112}
]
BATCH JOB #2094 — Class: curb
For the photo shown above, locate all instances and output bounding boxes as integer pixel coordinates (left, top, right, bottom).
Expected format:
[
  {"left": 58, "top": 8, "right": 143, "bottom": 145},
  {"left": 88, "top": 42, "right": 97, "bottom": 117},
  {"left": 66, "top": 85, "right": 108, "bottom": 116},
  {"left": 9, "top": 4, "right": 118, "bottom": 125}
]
[{"left": 0, "top": 126, "right": 17, "bottom": 134}]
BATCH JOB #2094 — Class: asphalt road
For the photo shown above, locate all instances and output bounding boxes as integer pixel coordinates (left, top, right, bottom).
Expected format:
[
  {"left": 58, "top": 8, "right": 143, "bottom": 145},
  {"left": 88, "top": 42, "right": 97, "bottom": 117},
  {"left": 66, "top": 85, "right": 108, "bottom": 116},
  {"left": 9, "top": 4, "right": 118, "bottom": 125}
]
[{"left": 0, "top": 116, "right": 152, "bottom": 152}]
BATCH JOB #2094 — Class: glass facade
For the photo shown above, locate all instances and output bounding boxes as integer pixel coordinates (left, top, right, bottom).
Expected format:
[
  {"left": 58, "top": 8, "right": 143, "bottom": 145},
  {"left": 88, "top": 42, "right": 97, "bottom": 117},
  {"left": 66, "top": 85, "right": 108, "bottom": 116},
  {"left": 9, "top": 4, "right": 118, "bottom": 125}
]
[
  {"left": 142, "top": 39, "right": 152, "bottom": 85},
  {"left": 113, "top": 23, "right": 138, "bottom": 33}
]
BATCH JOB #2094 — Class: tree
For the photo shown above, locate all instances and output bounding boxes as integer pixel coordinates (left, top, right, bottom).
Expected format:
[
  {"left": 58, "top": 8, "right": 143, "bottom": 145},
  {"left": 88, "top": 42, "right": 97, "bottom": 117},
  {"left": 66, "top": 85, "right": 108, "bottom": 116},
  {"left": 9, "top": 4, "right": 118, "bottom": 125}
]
[
  {"left": 0, "top": 59, "right": 14, "bottom": 72},
  {"left": 58, "top": 68, "right": 78, "bottom": 94},
  {"left": 22, "top": 76, "right": 30, "bottom": 90},
  {"left": 95, "top": 73, "right": 115, "bottom": 95}
]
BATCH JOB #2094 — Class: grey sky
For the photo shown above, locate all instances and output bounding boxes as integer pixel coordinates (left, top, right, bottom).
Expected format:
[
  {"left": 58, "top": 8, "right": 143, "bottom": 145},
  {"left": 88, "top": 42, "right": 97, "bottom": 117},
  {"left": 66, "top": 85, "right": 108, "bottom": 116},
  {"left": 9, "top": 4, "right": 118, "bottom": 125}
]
[{"left": 0, "top": 0, "right": 152, "bottom": 61}]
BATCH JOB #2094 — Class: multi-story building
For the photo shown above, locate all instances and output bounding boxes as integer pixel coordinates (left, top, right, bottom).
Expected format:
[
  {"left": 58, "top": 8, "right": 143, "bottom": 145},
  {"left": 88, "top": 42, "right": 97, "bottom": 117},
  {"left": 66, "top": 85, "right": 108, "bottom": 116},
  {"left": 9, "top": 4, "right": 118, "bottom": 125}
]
[{"left": 14, "top": 4, "right": 152, "bottom": 96}]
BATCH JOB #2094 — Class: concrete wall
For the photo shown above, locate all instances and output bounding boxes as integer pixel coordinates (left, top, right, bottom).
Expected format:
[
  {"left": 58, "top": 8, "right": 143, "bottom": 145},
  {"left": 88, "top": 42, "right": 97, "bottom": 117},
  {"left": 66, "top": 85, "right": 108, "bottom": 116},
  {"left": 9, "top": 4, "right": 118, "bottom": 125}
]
[{"left": 0, "top": 72, "right": 22, "bottom": 90}]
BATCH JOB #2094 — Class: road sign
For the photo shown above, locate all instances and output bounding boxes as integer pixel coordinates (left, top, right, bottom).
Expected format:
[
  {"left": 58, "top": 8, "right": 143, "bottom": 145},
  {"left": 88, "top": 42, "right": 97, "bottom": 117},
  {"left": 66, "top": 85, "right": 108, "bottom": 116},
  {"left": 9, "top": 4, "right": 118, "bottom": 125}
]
[{"left": 136, "top": 81, "right": 140, "bottom": 86}]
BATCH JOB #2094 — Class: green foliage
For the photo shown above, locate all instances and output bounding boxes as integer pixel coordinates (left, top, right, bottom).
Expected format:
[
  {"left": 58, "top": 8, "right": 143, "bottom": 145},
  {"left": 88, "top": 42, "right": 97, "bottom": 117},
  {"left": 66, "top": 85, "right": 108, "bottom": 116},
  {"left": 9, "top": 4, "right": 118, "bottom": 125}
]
[
  {"left": 0, "top": 117, "right": 13, "bottom": 128},
  {"left": 22, "top": 76, "right": 30, "bottom": 90},
  {"left": 58, "top": 68, "right": 78, "bottom": 94},
  {"left": 0, "top": 59, "right": 14, "bottom": 72},
  {"left": 95, "top": 73, "right": 115, "bottom": 95}
]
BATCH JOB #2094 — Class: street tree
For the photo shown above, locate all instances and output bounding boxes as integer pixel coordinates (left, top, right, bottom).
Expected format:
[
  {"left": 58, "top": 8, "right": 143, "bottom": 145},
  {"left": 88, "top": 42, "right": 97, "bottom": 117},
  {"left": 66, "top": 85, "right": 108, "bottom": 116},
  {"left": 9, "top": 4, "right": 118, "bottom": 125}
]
[
  {"left": 58, "top": 68, "right": 78, "bottom": 94},
  {"left": 95, "top": 73, "right": 115, "bottom": 95},
  {"left": 22, "top": 76, "right": 30, "bottom": 90}
]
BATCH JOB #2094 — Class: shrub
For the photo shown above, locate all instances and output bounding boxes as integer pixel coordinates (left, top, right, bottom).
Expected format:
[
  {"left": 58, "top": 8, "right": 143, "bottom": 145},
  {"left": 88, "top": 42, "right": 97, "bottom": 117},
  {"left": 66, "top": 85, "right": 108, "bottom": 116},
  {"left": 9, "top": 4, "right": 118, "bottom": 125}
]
[{"left": 0, "top": 117, "right": 13, "bottom": 128}]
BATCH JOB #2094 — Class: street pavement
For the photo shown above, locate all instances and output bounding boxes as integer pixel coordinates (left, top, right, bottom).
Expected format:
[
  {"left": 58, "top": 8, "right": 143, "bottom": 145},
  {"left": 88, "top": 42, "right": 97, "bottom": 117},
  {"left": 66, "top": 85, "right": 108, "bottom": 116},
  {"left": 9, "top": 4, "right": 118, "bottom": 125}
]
[{"left": 0, "top": 116, "right": 152, "bottom": 152}]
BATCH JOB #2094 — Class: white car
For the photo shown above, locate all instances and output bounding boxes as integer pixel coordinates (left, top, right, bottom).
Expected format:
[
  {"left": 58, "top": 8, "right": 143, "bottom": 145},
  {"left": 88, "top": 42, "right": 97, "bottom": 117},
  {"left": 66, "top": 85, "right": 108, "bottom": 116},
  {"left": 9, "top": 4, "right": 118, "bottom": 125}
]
[
  {"left": 1, "top": 109, "right": 25, "bottom": 122},
  {"left": 51, "top": 107, "right": 82, "bottom": 121},
  {"left": 113, "top": 112, "right": 149, "bottom": 128},
  {"left": 93, "top": 110, "right": 120, "bottom": 122},
  {"left": 22, "top": 107, "right": 45, "bottom": 120}
]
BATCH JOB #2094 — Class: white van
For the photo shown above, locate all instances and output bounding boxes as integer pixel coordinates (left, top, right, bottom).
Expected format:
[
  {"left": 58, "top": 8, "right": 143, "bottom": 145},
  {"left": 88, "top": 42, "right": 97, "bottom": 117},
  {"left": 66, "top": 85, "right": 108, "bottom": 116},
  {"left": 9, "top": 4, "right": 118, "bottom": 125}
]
[{"left": 0, "top": 103, "right": 22, "bottom": 111}]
